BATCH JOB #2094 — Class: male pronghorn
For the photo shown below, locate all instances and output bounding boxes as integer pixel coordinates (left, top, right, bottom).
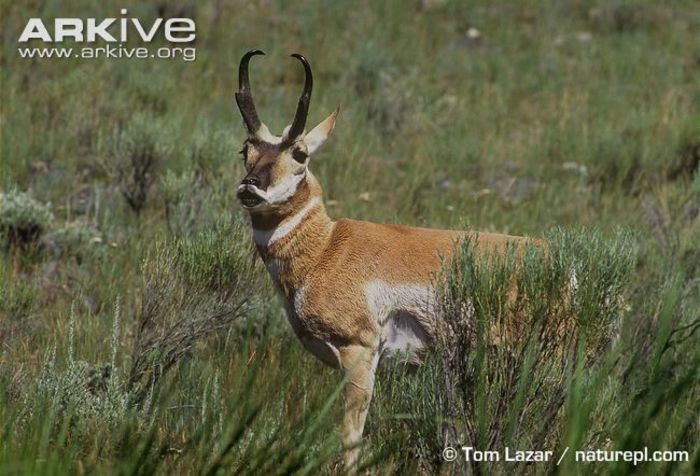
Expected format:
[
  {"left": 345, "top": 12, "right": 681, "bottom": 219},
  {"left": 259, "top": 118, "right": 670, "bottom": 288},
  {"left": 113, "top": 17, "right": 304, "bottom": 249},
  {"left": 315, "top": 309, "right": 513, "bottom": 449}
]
[{"left": 234, "top": 50, "right": 539, "bottom": 467}]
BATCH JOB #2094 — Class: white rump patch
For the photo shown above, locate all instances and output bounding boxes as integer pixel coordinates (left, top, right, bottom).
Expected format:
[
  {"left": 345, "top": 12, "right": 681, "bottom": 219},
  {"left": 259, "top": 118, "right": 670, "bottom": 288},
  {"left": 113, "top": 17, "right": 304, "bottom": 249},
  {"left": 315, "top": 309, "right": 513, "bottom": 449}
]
[{"left": 252, "top": 196, "right": 321, "bottom": 247}]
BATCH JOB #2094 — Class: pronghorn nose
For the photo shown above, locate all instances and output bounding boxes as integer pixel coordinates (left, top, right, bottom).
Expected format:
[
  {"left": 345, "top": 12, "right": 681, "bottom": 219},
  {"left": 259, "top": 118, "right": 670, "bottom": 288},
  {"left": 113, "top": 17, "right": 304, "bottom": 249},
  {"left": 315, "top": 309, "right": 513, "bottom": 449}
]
[{"left": 241, "top": 176, "right": 261, "bottom": 188}]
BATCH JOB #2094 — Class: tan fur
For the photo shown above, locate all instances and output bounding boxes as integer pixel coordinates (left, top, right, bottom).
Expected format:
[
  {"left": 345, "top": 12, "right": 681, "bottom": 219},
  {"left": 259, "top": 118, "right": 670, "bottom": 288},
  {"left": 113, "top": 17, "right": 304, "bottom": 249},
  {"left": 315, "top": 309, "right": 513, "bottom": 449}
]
[
  {"left": 231, "top": 50, "right": 579, "bottom": 469},
  {"left": 236, "top": 96, "right": 548, "bottom": 469},
  {"left": 241, "top": 154, "right": 539, "bottom": 466}
]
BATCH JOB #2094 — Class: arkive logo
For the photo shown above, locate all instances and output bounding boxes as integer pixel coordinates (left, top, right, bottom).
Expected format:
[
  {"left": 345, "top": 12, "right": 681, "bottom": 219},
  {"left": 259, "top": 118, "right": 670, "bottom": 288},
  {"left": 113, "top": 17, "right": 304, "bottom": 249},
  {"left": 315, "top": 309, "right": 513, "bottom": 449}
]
[
  {"left": 19, "top": 9, "right": 195, "bottom": 43},
  {"left": 17, "top": 9, "right": 196, "bottom": 61}
]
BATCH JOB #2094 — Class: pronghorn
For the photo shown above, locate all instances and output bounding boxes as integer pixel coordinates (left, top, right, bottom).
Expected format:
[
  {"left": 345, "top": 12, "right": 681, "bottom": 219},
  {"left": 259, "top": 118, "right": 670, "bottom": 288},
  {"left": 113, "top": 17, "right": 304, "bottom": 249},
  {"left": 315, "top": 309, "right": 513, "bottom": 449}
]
[{"left": 234, "top": 50, "right": 542, "bottom": 467}]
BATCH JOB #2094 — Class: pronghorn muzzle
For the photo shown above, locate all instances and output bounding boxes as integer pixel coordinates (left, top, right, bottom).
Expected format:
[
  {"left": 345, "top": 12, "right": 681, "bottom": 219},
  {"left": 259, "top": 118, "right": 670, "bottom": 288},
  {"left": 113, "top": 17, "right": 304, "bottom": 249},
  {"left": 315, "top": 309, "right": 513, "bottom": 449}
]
[
  {"left": 237, "top": 187, "right": 265, "bottom": 208},
  {"left": 237, "top": 174, "right": 266, "bottom": 208}
]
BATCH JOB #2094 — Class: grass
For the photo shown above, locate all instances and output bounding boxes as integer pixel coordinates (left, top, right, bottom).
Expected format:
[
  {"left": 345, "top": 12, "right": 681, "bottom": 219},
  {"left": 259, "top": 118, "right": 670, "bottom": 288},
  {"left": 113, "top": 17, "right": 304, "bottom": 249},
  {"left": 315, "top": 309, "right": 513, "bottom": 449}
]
[{"left": 1, "top": 0, "right": 699, "bottom": 474}]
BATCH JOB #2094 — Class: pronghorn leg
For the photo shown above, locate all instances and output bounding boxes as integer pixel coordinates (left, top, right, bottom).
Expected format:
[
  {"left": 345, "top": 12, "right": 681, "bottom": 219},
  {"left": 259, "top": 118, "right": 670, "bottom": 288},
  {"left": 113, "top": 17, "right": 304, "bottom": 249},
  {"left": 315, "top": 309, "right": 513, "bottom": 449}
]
[{"left": 339, "top": 344, "right": 378, "bottom": 471}]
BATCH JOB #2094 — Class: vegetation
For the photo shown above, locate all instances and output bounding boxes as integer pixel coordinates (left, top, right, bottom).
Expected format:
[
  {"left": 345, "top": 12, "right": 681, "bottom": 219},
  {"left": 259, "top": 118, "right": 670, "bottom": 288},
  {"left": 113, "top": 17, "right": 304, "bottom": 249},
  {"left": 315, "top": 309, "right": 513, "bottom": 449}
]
[
  {"left": 1, "top": 190, "right": 54, "bottom": 247},
  {"left": 1, "top": 0, "right": 698, "bottom": 474}
]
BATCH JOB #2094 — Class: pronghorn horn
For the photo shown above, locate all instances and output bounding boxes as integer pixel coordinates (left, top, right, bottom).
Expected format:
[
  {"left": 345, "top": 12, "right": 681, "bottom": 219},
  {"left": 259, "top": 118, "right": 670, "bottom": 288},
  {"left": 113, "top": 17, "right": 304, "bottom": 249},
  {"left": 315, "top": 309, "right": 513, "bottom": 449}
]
[
  {"left": 235, "top": 49, "right": 265, "bottom": 134},
  {"left": 285, "top": 53, "right": 313, "bottom": 143}
]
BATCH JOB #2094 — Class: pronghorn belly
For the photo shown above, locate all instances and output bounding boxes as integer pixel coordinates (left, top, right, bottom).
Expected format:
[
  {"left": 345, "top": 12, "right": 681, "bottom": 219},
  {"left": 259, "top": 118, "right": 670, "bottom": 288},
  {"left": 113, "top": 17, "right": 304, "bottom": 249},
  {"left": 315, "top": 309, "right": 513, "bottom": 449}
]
[
  {"left": 382, "top": 311, "right": 431, "bottom": 364},
  {"left": 364, "top": 280, "right": 436, "bottom": 365}
]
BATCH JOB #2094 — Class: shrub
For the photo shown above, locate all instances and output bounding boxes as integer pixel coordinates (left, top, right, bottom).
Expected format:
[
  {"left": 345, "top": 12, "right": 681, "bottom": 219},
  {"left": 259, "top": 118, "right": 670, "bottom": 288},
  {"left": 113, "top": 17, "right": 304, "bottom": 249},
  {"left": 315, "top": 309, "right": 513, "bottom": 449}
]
[
  {"left": 162, "top": 167, "right": 200, "bottom": 235},
  {"left": 42, "top": 220, "right": 103, "bottom": 261},
  {"left": 18, "top": 301, "right": 130, "bottom": 438},
  {"left": 0, "top": 190, "right": 53, "bottom": 248},
  {"left": 161, "top": 165, "right": 236, "bottom": 238},
  {"left": 128, "top": 218, "right": 261, "bottom": 402},
  {"left": 112, "top": 115, "right": 170, "bottom": 215},
  {"left": 161, "top": 127, "right": 238, "bottom": 236},
  {"left": 588, "top": 3, "right": 661, "bottom": 34},
  {"left": 0, "top": 263, "right": 39, "bottom": 346},
  {"left": 369, "top": 228, "right": 636, "bottom": 474}
]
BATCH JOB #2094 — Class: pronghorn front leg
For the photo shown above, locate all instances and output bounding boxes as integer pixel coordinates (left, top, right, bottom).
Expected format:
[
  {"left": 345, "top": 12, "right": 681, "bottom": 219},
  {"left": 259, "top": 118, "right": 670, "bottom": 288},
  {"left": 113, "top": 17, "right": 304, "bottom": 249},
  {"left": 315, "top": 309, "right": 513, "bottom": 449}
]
[{"left": 339, "top": 344, "right": 378, "bottom": 471}]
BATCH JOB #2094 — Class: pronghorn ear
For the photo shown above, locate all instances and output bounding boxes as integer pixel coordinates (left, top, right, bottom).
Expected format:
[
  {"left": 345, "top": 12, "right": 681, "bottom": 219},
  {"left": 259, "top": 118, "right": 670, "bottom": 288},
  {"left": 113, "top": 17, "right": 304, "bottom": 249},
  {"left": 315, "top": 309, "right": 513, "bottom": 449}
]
[{"left": 303, "top": 106, "right": 339, "bottom": 155}]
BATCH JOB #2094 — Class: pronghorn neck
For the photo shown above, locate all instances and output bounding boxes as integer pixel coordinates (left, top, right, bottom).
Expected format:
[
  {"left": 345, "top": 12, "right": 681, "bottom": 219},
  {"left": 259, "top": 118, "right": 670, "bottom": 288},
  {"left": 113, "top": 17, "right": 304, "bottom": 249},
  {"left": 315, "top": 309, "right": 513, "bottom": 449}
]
[{"left": 248, "top": 172, "right": 333, "bottom": 295}]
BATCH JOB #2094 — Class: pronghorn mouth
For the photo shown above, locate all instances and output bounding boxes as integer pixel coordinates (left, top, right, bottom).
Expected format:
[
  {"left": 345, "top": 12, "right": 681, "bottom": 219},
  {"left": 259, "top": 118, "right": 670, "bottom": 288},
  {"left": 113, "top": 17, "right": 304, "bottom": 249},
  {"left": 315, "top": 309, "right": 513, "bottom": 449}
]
[{"left": 237, "top": 189, "right": 265, "bottom": 208}]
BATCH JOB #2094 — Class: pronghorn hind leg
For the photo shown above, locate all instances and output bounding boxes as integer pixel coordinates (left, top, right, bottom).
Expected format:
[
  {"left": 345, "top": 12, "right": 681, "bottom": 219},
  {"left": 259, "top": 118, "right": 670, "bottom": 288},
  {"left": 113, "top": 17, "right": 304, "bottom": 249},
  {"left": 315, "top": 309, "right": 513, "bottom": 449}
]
[{"left": 339, "top": 344, "right": 378, "bottom": 471}]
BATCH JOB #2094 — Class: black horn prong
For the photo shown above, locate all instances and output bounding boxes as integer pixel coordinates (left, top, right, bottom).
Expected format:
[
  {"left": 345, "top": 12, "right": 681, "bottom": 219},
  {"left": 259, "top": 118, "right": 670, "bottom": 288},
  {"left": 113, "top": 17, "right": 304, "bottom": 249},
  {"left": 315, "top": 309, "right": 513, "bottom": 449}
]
[
  {"left": 285, "top": 53, "right": 313, "bottom": 143},
  {"left": 235, "top": 49, "right": 265, "bottom": 134}
]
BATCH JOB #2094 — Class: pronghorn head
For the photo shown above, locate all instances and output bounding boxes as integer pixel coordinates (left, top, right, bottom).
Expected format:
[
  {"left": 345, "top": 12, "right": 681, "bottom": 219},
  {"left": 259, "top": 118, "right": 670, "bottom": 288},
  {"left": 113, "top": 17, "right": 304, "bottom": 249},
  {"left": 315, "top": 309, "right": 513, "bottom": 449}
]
[{"left": 235, "top": 50, "right": 338, "bottom": 212}]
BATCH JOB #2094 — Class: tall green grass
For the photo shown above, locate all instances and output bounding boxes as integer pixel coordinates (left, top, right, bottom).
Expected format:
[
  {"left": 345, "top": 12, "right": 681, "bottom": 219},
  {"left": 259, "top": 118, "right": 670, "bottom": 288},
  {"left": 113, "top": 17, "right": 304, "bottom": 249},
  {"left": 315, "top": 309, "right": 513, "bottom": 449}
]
[
  {"left": 1, "top": 0, "right": 698, "bottom": 474},
  {"left": 369, "top": 229, "right": 697, "bottom": 474}
]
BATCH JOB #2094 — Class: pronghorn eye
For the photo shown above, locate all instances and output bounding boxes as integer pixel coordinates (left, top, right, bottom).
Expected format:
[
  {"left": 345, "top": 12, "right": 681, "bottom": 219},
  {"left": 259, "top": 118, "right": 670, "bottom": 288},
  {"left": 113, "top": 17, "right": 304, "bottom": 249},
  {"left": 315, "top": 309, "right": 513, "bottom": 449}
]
[{"left": 292, "top": 148, "right": 308, "bottom": 164}]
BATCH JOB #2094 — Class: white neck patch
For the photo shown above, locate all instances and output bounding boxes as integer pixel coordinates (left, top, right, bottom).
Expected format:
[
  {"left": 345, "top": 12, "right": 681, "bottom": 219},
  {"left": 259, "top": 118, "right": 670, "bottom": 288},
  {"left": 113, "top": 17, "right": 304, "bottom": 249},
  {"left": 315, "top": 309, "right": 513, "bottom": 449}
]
[
  {"left": 266, "top": 171, "right": 306, "bottom": 204},
  {"left": 252, "top": 196, "right": 321, "bottom": 247}
]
